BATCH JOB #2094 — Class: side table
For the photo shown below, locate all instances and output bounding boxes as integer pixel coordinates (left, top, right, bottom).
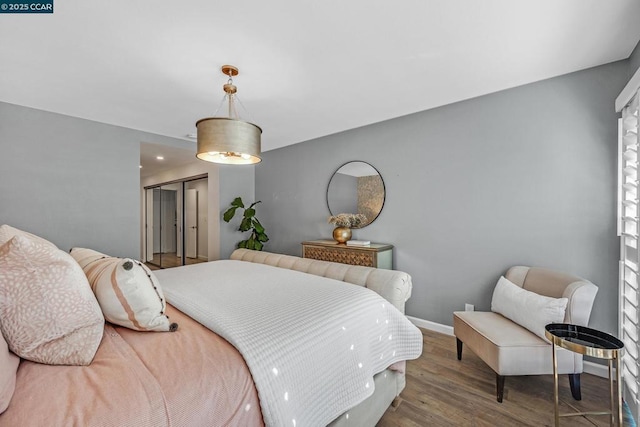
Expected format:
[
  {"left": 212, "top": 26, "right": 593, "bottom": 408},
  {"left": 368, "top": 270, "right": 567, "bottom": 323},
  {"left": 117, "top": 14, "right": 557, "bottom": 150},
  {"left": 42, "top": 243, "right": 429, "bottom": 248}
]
[
  {"left": 544, "top": 323, "right": 624, "bottom": 427},
  {"left": 301, "top": 240, "right": 393, "bottom": 269}
]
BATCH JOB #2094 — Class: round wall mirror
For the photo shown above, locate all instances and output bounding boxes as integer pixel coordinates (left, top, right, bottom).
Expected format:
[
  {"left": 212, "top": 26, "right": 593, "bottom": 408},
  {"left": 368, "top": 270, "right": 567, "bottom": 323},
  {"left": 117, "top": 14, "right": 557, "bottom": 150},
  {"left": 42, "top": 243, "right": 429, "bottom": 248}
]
[{"left": 326, "top": 161, "right": 385, "bottom": 228}]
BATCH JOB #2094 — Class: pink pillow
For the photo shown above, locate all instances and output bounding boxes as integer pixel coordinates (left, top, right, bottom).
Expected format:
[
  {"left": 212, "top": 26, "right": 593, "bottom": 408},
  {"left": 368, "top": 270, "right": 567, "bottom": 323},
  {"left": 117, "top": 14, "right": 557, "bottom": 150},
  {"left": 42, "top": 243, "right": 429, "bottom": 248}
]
[
  {"left": 0, "top": 332, "right": 19, "bottom": 413},
  {"left": 0, "top": 235, "right": 104, "bottom": 365},
  {"left": 0, "top": 224, "right": 56, "bottom": 248}
]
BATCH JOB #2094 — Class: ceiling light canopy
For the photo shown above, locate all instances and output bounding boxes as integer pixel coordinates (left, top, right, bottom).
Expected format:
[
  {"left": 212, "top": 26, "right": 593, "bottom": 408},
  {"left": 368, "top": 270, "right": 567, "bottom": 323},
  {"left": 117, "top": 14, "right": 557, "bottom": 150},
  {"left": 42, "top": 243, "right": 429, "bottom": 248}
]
[{"left": 196, "top": 65, "right": 262, "bottom": 165}]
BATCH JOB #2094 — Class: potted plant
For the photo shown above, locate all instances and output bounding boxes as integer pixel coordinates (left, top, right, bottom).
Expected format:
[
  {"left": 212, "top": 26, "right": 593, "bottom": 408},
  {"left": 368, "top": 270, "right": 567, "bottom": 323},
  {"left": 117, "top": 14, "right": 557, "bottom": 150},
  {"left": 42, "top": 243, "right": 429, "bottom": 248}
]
[
  {"left": 223, "top": 197, "right": 269, "bottom": 250},
  {"left": 328, "top": 213, "right": 367, "bottom": 243}
]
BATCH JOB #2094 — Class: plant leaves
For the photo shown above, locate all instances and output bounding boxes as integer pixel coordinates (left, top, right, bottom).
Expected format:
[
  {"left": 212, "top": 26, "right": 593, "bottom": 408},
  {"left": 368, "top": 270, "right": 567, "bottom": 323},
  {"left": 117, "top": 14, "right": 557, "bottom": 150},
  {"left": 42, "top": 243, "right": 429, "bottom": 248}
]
[
  {"left": 246, "top": 238, "right": 256, "bottom": 250},
  {"left": 226, "top": 197, "right": 267, "bottom": 251},
  {"left": 231, "top": 197, "right": 245, "bottom": 208},
  {"left": 252, "top": 219, "right": 264, "bottom": 233},
  {"left": 239, "top": 217, "right": 252, "bottom": 232},
  {"left": 223, "top": 207, "right": 237, "bottom": 222}
]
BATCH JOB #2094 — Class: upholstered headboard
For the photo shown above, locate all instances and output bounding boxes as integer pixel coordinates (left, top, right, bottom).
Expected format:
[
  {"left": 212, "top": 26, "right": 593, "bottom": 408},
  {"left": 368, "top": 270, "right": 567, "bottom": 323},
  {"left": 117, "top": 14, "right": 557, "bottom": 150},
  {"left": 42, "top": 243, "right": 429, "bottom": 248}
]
[{"left": 230, "top": 249, "right": 413, "bottom": 314}]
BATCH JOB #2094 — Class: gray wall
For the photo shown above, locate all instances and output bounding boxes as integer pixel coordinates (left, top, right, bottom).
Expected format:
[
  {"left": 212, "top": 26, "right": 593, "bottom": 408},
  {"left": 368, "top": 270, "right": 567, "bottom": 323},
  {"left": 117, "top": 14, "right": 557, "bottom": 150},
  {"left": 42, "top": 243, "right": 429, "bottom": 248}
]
[
  {"left": 256, "top": 60, "right": 629, "bottom": 335},
  {"left": 629, "top": 39, "right": 640, "bottom": 79},
  {"left": 0, "top": 102, "right": 187, "bottom": 258},
  {"left": 218, "top": 164, "right": 256, "bottom": 259}
]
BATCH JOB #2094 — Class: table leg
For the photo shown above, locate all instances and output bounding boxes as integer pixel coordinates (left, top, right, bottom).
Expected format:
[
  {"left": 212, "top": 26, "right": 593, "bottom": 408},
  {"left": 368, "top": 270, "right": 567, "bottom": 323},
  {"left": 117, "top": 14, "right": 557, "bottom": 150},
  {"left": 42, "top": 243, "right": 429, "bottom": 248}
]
[
  {"left": 609, "top": 359, "right": 614, "bottom": 427},
  {"left": 553, "top": 341, "right": 559, "bottom": 427},
  {"left": 616, "top": 353, "right": 622, "bottom": 427}
]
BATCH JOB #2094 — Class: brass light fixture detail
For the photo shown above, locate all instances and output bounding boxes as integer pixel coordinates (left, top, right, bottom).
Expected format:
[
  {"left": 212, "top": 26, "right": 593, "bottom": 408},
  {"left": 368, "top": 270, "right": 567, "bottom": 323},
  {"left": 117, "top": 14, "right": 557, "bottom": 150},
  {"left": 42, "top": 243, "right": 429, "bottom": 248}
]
[{"left": 196, "top": 65, "right": 262, "bottom": 165}]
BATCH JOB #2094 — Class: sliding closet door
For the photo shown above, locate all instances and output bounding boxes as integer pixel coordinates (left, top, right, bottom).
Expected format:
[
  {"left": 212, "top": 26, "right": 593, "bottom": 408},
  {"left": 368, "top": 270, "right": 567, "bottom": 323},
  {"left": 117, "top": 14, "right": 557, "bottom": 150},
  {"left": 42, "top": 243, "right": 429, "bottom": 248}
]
[
  {"left": 145, "top": 185, "right": 179, "bottom": 268},
  {"left": 143, "top": 175, "right": 208, "bottom": 268},
  {"left": 619, "top": 89, "right": 640, "bottom": 415},
  {"left": 185, "top": 188, "right": 198, "bottom": 259},
  {"left": 157, "top": 184, "right": 180, "bottom": 268},
  {"left": 185, "top": 177, "right": 208, "bottom": 264},
  {"left": 145, "top": 188, "right": 154, "bottom": 262}
]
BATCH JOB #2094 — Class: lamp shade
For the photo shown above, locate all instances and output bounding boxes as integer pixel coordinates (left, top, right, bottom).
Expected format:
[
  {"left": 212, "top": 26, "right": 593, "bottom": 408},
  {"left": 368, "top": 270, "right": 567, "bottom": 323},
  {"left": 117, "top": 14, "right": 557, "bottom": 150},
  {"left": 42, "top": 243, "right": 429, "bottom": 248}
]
[{"left": 195, "top": 117, "right": 262, "bottom": 165}]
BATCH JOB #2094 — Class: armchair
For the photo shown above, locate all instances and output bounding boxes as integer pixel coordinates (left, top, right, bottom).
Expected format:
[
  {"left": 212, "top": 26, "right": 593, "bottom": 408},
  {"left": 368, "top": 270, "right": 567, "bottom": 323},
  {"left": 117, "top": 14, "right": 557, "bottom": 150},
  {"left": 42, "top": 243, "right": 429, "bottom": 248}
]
[{"left": 453, "top": 266, "right": 598, "bottom": 402}]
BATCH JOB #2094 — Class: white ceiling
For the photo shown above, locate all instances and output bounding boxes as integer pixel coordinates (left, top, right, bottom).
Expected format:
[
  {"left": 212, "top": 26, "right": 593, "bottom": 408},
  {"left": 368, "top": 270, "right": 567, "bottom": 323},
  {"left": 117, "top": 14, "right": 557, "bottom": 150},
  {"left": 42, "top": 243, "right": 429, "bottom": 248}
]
[{"left": 2, "top": 1, "right": 640, "bottom": 175}]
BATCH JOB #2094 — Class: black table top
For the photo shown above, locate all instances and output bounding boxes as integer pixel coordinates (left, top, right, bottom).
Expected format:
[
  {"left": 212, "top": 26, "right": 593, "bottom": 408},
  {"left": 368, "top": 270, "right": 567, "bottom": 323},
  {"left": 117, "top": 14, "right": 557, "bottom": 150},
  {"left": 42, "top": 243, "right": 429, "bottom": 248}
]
[{"left": 545, "top": 323, "right": 623, "bottom": 359}]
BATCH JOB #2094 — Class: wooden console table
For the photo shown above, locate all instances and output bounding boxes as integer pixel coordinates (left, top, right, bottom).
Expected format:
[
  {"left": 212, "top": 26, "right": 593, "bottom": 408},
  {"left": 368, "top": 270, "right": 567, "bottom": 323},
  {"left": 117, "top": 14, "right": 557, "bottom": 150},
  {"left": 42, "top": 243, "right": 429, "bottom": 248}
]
[{"left": 301, "top": 240, "right": 393, "bottom": 269}]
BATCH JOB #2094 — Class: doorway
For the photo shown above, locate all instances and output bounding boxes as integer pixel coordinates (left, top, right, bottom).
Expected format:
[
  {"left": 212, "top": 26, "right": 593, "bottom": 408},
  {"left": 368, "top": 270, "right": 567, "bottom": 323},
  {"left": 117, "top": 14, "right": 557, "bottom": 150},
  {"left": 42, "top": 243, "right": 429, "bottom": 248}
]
[{"left": 144, "top": 175, "right": 208, "bottom": 269}]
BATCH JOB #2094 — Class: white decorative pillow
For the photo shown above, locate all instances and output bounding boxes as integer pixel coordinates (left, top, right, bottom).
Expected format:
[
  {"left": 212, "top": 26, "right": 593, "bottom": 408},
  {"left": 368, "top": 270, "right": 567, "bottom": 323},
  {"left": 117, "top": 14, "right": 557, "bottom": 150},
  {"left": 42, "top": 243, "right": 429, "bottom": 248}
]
[
  {"left": 0, "top": 235, "right": 104, "bottom": 365},
  {"left": 70, "top": 248, "right": 177, "bottom": 332},
  {"left": 0, "top": 330, "right": 19, "bottom": 414},
  {"left": 491, "top": 276, "right": 568, "bottom": 340}
]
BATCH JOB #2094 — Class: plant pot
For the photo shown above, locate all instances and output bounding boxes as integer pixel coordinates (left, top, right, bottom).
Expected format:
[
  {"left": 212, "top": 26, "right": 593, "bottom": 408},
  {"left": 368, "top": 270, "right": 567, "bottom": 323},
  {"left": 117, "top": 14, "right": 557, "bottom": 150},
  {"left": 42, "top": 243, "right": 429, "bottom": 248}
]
[{"left": 332, "top": 226, "right": 352, "bottom": 243}]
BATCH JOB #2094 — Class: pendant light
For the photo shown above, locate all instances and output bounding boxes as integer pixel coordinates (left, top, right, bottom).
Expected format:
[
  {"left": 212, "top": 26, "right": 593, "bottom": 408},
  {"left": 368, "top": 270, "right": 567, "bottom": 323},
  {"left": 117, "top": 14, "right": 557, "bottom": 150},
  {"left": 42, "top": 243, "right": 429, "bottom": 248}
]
[{"left": 196, "top": 65, "right": 262, "bottom": 165}]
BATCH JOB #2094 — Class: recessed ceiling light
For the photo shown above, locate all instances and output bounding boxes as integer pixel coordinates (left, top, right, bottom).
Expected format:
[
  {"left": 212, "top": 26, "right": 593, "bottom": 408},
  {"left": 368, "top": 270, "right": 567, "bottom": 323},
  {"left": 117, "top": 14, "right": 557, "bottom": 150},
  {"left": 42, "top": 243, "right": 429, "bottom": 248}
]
[
  {"left": 139, "top": 165, "right": 142, "bottom": 169},
  {"left": 156, "top": 156, "right": 164, "bottom": 160}
]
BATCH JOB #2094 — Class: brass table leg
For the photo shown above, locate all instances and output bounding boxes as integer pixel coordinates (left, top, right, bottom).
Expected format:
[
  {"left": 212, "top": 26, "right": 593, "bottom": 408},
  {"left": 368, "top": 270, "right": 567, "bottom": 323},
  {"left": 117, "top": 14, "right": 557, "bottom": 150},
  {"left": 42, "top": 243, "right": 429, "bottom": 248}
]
[
  {"left": 553, "top": 341, "right": 559, "bottom": 427},
  {"left": 616, "top": 352, "right": 622, "bottom": 427},
  {"left": 609, "top": 359, "right": 614, "bottom": 427}
]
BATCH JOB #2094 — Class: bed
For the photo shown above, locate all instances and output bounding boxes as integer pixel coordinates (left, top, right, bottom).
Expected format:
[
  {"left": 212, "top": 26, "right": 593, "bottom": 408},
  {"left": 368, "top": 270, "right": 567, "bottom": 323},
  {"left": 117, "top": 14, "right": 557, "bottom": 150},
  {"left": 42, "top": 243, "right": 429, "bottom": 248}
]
[{"left": 0, "top": 241, "right": 422, "bottom": 427}]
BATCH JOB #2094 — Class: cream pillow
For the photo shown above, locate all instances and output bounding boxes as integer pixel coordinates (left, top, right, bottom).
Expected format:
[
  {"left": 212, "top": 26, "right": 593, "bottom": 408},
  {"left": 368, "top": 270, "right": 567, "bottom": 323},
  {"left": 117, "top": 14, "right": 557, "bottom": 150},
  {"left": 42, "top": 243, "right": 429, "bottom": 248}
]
[
  {"left": 70, "top": 248, "right": 177, "bottom": 332},
  {"left": 491, "top": 275, "right": 568, "bottom": 340},
  {"left": 0, "top": 235, "right": 104, "bottom": 365},
  {"left": 0, "top": 330, "right": 19, "bottom": 414}
]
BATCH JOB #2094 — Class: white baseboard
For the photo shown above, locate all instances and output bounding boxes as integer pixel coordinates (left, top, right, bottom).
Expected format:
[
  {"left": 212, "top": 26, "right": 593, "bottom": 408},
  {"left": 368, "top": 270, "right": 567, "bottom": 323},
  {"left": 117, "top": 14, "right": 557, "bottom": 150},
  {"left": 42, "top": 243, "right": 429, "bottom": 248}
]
[
  {"left": 407, "top": 316, "right": 454, "bottom": 336},
  {"left": 584, "top": 361, "right": 614, "bottom": 379},
  {"left": 407, "top": 315, "right": 612, "bottom": 379}
]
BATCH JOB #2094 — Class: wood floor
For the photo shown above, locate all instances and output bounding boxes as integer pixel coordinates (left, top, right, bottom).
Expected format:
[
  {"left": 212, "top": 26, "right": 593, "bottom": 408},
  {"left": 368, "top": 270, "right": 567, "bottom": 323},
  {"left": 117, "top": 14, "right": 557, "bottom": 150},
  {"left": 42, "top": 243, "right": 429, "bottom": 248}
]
[
  {"left": 146, "top": 252, "right": 206, "bottom": 269},
  {"left": 378, "top": 328, "right": 631, "bottom": 427}
]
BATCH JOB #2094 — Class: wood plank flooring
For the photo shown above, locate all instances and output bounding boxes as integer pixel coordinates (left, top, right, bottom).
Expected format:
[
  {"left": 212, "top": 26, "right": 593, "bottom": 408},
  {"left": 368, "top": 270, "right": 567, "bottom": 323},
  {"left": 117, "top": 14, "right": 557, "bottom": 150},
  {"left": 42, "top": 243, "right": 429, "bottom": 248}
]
[
  {"left": 146, "top": 252, "right": 206, "bottom": 269},
  {"left": 378, "top": 328, "right": 631, "bottom": 427}
]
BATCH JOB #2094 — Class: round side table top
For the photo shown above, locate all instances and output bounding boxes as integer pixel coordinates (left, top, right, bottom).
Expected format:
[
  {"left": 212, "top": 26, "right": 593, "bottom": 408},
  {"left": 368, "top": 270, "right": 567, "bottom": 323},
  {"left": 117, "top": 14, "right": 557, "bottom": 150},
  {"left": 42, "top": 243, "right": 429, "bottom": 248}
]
[{"left": 544, "top": 323, "right": 624, "bottom": 359}]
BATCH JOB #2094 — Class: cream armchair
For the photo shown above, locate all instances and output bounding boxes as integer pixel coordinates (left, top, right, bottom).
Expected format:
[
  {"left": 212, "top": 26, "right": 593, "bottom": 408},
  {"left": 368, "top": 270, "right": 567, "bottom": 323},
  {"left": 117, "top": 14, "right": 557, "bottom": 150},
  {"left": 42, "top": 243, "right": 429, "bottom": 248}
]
[{"left": 453, "top": 266, "right": 598, "bottom": 402}]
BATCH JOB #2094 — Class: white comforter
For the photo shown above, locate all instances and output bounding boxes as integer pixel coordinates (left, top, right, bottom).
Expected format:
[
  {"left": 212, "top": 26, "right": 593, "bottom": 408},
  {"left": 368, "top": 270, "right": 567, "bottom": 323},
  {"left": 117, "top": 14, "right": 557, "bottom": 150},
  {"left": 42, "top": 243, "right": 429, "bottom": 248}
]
[{"left": 156, "top": 260, "right": 423, "bottom": 427}]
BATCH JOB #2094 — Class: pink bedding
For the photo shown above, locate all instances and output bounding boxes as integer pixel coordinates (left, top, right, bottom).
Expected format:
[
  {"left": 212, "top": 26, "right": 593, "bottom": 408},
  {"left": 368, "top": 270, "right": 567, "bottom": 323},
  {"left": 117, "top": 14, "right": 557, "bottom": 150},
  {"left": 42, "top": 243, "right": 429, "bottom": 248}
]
[{"left": 0, "top": 305, "right": 263, "bottom": 427}]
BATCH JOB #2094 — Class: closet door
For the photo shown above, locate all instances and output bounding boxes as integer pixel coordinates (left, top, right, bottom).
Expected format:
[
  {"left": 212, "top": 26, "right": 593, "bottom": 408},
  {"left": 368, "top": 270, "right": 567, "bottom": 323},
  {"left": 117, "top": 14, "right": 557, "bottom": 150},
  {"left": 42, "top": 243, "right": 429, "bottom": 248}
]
[
  {"left": 185, "top": 189, "right": 198, "bottom": 259},
  {"left": 145, "top": 188, "right": 154, "bottom": 262},
  {"left": 143, "top": 175, "right": 207, "bottom": 268}
]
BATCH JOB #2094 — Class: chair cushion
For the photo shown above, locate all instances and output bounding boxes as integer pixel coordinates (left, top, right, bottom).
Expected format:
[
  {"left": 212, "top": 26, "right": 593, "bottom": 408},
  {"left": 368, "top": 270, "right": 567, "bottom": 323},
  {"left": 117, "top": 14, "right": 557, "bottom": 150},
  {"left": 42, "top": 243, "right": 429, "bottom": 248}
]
[{"left": 453, "top": 311, "right": 581, "bottom": 376}]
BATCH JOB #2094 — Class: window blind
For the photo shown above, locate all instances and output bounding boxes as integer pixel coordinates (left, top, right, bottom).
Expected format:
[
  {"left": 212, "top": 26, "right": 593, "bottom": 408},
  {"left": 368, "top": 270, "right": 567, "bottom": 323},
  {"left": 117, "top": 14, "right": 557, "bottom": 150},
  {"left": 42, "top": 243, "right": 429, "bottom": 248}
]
[{"left": 619, "top": 89, "right": 640, "bottom": 419}]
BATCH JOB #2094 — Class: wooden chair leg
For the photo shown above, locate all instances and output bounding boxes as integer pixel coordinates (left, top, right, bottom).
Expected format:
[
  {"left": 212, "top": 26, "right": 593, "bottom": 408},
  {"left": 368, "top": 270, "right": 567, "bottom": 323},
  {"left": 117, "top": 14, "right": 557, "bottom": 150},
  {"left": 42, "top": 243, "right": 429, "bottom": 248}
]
[
  {"left": 456, "top": 338, "right": 463, "bottom": 360},
  {"left": 496, "top": 374, "right": 505, "bottom": 403},
  {"left": 568, "top": 373, "right": 582, "bottom": 400}
]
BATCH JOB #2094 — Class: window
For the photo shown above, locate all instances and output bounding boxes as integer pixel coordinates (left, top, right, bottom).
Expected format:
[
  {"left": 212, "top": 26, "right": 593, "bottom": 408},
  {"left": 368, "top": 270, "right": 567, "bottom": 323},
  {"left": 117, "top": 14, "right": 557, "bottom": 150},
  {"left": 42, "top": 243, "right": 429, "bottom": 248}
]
[{"left": 619, "top": 87, "right": 640, "bottom": 420}]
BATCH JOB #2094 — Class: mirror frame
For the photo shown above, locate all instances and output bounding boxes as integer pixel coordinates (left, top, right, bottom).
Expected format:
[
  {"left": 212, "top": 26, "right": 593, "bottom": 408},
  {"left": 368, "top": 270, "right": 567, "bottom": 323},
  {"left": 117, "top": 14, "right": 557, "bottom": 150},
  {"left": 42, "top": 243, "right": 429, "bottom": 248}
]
[{"left": 326, "top": 161, "right": 386, "bottom": 228}]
